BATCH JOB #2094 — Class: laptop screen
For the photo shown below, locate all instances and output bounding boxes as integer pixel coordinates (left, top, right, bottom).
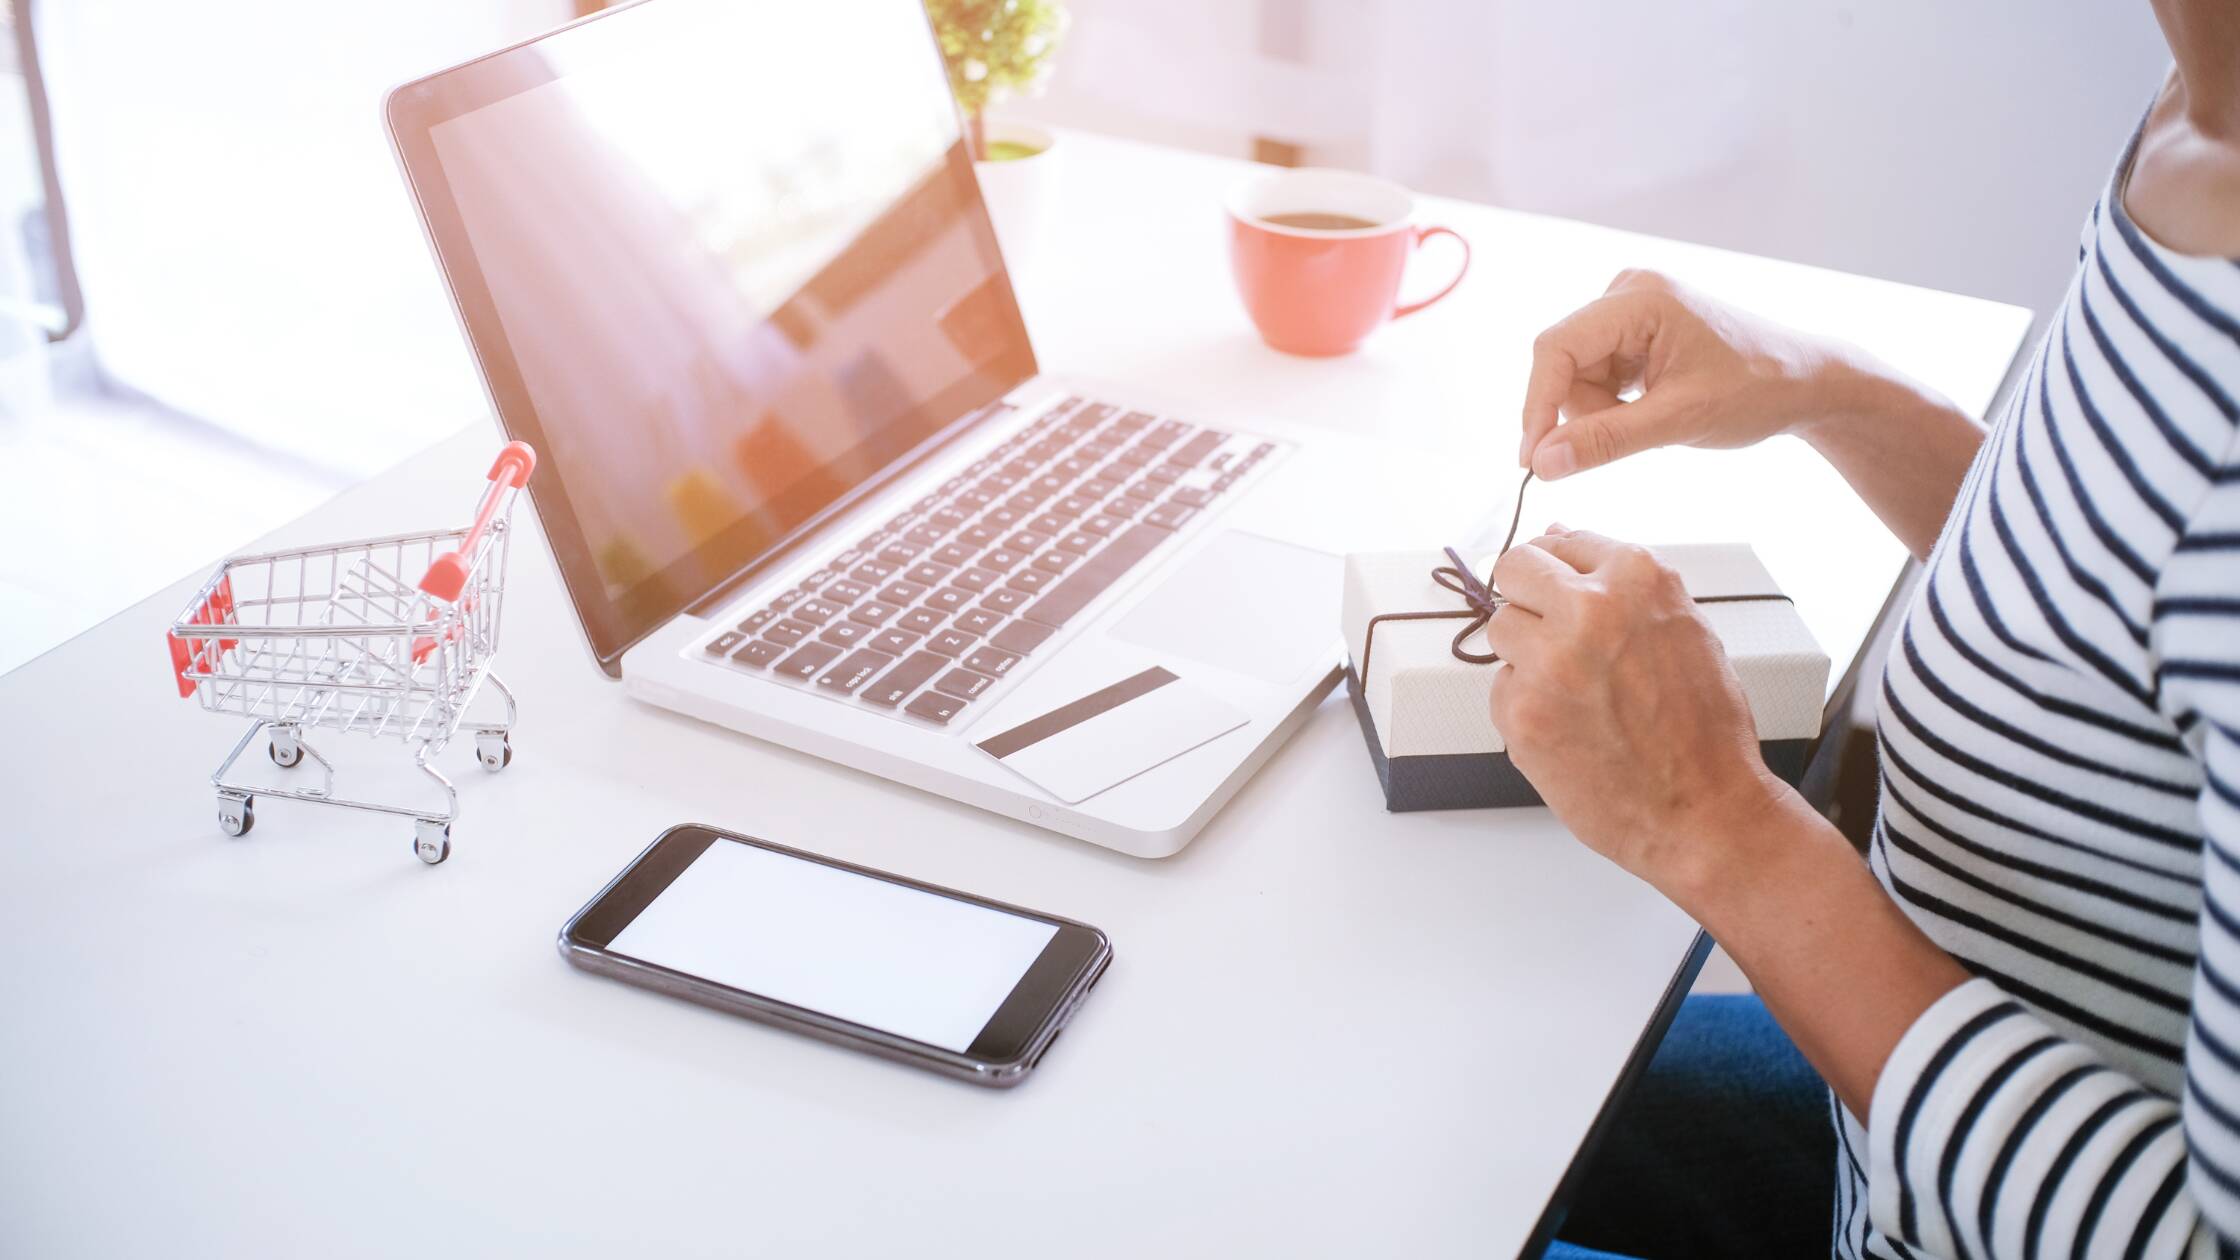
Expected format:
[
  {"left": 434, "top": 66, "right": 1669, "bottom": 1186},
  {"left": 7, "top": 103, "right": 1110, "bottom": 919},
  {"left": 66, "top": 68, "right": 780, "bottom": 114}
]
[{"left": 389, "top": 0, "right": 1035, "bottom": 671}]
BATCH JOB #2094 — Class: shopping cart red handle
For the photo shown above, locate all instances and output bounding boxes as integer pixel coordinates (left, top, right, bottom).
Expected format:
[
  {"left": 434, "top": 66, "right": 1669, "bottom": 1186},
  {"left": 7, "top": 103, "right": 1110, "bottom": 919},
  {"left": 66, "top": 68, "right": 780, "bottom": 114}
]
[{"left": 419, "top": 441, "right": 537, "bottom": 603}]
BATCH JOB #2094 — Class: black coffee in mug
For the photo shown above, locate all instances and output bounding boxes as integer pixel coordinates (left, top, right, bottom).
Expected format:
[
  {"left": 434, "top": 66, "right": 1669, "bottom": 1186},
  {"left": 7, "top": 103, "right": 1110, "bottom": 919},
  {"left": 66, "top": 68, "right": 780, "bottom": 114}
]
[{"left": 1260, "top": 211, "right": 1383, "bottom": 231}]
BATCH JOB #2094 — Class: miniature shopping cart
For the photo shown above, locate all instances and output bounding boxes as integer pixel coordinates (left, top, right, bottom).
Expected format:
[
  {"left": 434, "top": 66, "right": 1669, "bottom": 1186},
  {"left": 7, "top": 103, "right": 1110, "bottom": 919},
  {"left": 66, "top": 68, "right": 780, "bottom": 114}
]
[{"left": 166, "top": 442, "right": 536, "bottom": 865}]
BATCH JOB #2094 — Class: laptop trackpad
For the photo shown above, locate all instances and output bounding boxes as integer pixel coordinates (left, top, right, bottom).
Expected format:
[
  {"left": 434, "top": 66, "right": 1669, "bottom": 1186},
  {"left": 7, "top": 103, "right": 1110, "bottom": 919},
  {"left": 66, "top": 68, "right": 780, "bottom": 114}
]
[{"left": 1107, "top": 530, "right": 1341, "bottom": 684}]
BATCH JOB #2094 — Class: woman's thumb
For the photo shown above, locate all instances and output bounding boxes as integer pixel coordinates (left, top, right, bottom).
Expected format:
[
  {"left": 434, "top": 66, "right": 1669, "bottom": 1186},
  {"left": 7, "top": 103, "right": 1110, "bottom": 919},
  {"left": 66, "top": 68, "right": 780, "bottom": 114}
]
[{"left": 1529, "top": 394, "right": 1682, "bottom": 480}]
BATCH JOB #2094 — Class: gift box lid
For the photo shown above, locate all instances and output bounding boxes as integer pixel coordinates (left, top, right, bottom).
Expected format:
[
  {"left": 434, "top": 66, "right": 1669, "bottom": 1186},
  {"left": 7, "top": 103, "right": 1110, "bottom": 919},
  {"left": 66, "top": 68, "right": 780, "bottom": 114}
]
[{"left": 1341, "top": 544, "right": 1830, "bottom": 759}]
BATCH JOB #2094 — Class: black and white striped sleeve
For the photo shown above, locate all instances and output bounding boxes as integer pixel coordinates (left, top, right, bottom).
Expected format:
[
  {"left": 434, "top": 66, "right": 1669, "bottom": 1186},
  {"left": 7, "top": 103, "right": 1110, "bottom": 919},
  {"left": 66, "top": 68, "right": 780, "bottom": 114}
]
[{"left": 1865, "top": 442, "right": 2240, "bottom": 1260}]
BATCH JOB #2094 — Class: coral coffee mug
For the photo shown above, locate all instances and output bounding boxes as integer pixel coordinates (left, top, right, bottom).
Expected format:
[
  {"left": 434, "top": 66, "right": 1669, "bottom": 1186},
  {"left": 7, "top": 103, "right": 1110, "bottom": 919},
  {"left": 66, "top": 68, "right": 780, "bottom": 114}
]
[{"left": 1227, "top": 168, "right": 1471, "bottom": 356}]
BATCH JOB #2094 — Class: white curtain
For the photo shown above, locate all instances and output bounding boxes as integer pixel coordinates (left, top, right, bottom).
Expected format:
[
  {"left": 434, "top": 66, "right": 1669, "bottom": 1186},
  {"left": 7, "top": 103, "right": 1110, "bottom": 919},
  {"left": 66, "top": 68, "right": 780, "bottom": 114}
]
[
  {"left": 1033, "top": 0, "right": 2167, "bottom": 320},
  {"left": 37, "top": 0, "right": 568, "bottom": 474}
]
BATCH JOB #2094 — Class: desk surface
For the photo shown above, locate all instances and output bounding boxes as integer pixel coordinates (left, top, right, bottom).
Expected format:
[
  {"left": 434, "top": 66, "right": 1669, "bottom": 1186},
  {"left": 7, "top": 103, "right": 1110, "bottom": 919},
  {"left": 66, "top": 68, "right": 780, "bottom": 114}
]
[{"left": 0, "top": 132, "right": 2028, "bottom": 1259}]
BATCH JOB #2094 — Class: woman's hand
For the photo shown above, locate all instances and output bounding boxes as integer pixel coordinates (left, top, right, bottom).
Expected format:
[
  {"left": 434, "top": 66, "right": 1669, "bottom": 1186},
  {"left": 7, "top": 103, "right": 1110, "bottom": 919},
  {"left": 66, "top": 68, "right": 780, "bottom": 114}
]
[
  {"left": 1519, "top": 269, "right": 1853, "bottom": 481},
  {"left": 1483, "top": 526, "right": 1790, "bottom": 905}
]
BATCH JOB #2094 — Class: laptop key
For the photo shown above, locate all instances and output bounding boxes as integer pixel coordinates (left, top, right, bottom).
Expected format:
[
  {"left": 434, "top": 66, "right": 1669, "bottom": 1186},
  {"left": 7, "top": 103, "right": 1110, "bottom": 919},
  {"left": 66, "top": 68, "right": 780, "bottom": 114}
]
[
  {"left": 904, "top": 524, "right": 946, "bottom": 547},
  {"left": 763, "top": 619, "right": 815, "bottom": 646},
  {"left": 816, "top": 648, "right": 894, "bottom": 695},
  {"left": 1170, "top": 486, "right": 1214, "bottom": 509},
  {"left": 905, "top": 690, "right": 968, "bottom": 725},
  {"left": 1169, "top": 430, "right": 1229, "bottom": 467},
  {"left": 878, "top": 580, "right": 927, "bottom": 605},
  {"left": 959, "top": 523, "right": 1000, "bottom": 548},
  {"left": 1109, "top": 409, "right": 1151, "bottom": 432},
  {"left": 820, "top": 621, "right": 872, "bottom": 649},
  {"left": 737, "top": 609, "right": 776, "bottom": 635},
  {"left": 774, "top": 640, "right": 843, "bottom": 681},
  {"left": 953, "top": 608, "right": 1003, "bottom": 636},
  {"left": 1005, "top": 531, "right": 1048, "bottom": 553},
  {"left": 1032, "top": 550, "right": 1078, "bottom": 575},
  {"left": 706, "top": 630, "right": 746, "bottom": 656},
  {"left": 824, "top": 579, "right": 869, "bottom": 604},
  {"left": 848, "top": 601, "right": 900, "bottom": 627},
  {"left": 1030, "top": 512, "right": 1073, "bottom": 535},
  {"left": 1079, "top": 514, "right": 1123, "bottom": 537},
  {"left": 1055, "top": 531, "right": 1100, "bottom": 555},
  {"left": 793, "top": 598, "right": 842, "bottom": 625},
  {"left": 1146, "top": 503, "right": 1196, "bottom": 530},
  {"left": 931, "top": 507, "right": 969, "bottom": 530},
  {"left": 731, "top": 638, "right": 787, "bottom": 669},
  {"left": 928, "top": 628, "right": 978, "bottom": 657},
  {"left": 925, "top": 587, "right": 972, "bottom": 615},
  {"left": 934, "top": 667, "right": 996, "bottom": 700},
  {"left": 770, "top": 588, "right": 805, "bottom": 611},
  {"left": 1051, "top": 500, "right": 1094, "bottom": 522},
  {"left": 981, "top": 587, "right": 1031, "bottom": 615},
  {"left": 878, "top": 544, "right": 925, "bottom": 566},
  {"left": 863, "top": 651, "right": 948, "bottom": 708},
  {"left": 963, "top": 646, "right": 1021, "bottom": 678},
  {"left": 905, "top": 561, "right": 954, "bottom": 587},
  {"left": 870, "top": 627, "right": 923, "bottom": 656},
  {"left": 897, "top": 607, "right": 946, "bottom": 636},
  {"left": 1080, "top": 477, "right": 1121, "bottom": 498},
  {"left": 850, "top": 560, "right": 897, "bottom": 585},
  {"left": 951, "top": 567, "right": 1001, "bottom": 593},
  {"left": 983, "top": 506, "right": 1024, "bottom": 529},
  {"left": 1024, "top": 522, "right": 1174, "bottom": 629},
  {"left": 991, "top": 619, "right": 1055, "bottom": 655},
  {"left": 1102, "top": 497, "right": 1143, "bottom": 519},
  {"left": 931, "top": 542, "right": 977, "bottom": 568},
  {"left": 1005, "top": 569, "right": 1053, "bottom": 594},
  {"left": 1123, "top": 479, "right": 1163, "bottom": 502},
  {"left": 978, "top": 548, "right": 1025, "bottom": 572}
]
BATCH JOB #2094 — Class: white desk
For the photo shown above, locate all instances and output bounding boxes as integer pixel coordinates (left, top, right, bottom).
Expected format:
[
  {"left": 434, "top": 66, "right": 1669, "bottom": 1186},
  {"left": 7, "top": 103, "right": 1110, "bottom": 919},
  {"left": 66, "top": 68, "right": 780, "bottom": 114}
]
[{"left": 0, "top": 133, "right": 2028, "bottom": 1258}]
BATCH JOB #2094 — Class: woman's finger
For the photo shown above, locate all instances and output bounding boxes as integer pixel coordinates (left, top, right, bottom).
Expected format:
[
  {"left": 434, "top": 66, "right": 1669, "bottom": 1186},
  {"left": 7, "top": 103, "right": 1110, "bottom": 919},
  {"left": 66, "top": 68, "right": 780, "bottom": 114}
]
[
  {"left": 1482, "top": 602, "right": 1549, "bottom": 669},
  {"left": 1492, "top": 538, "right": 1584, "bottom": 612},
  {"left": 1519, "top": 292, "right": 1644, "bottom": 465},
  {"left": 1529, "top": 528, "right": 1634, "bottom": 573},
  {"left": 1564, "top": 379, "right": 1624, "bottom": 420}
]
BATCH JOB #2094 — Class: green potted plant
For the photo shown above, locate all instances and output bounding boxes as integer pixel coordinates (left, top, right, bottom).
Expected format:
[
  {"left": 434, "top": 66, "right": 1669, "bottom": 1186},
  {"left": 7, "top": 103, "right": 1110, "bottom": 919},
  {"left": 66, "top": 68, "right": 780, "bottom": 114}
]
[{"left": 923, "top": 0, "right": 1068, "bottom": 271}]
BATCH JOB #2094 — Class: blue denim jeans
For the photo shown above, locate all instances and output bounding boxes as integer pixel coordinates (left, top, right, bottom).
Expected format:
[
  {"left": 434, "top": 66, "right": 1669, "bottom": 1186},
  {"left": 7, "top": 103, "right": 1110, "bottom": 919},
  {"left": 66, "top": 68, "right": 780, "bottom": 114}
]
[{"left": 1542, "top": 993, "right": 1836, "bottom": 1260}]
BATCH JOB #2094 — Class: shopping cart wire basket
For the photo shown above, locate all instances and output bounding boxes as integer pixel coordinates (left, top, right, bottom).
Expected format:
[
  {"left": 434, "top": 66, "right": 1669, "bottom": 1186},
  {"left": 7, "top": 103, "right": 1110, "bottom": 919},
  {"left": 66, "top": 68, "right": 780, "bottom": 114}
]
[{"left": 166, "top": 442, "right": 536, "bottom": 865}]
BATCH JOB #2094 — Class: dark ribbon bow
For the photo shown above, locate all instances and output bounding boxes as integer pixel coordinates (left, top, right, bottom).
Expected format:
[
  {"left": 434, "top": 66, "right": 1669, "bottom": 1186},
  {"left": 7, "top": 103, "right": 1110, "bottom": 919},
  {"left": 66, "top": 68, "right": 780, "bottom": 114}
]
[{"left": 1430, "top": 546, "right": 1504, "bottom": 664}]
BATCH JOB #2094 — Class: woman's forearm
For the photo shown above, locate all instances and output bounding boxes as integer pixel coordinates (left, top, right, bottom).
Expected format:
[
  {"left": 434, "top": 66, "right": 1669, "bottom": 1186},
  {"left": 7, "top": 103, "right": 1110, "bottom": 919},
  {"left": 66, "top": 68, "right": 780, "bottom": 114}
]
[
  {"left": 1793, "top": 357, "right": 1987, "bottom": 561},
  {"left": 1665, "top": 788, "right": 1973, "bottom": 1122}
]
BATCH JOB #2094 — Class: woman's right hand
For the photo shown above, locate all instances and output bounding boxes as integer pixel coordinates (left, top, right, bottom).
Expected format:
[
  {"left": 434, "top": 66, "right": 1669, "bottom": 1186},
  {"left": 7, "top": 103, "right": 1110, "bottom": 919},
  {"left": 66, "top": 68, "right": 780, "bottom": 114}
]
[{"left": 1519, "top": 269, "right": 1854, "bottom": 480}]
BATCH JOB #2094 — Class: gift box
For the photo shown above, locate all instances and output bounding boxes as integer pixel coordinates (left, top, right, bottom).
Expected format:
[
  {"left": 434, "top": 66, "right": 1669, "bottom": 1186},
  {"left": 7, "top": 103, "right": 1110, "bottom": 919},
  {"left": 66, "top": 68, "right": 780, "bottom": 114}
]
[{"left": 1342, "top": 544, "right": 1830, "bottom": 811}]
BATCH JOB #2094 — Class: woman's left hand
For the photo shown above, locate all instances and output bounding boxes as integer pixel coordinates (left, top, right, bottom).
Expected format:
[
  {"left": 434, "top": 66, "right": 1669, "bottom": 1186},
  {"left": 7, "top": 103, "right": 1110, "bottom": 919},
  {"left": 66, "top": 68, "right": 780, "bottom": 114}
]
[{"left": 1484, "top": 527, "right": 1792, "bottom": 906}]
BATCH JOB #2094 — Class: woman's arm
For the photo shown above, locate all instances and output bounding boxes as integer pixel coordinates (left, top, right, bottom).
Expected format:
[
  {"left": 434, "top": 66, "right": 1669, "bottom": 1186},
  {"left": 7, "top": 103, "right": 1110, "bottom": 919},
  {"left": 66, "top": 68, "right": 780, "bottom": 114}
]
[
  {"left": 1485, "top": 511, "right": 2240, "bottom": 1256},
  {"left": 1517, "top": 270, "right": 1986, "bottom": 560},
  {"left": 1480, "top": 528, "right": 1970, "bottom": 1119}
]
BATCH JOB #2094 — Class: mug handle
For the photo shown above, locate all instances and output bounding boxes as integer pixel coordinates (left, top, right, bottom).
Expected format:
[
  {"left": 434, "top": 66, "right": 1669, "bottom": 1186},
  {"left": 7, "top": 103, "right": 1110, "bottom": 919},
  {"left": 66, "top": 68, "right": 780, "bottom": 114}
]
[{"left": 1392, "top": 225, "right": 1471, "bottom": 320}]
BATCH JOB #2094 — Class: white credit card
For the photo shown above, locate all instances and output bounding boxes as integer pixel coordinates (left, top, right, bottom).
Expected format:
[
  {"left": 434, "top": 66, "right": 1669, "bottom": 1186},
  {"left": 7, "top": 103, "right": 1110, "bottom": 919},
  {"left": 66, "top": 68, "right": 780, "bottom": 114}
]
[{"left": 974, "top": 667, "right": 1250, "bottom": 805}]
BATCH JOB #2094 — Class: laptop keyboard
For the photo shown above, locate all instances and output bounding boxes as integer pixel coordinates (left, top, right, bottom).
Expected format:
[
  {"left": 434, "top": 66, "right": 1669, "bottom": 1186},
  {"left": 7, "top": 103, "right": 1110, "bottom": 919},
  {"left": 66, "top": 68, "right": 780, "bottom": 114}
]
[{"left": 698, "top": 397, "right": 1281, "bottom": 727}]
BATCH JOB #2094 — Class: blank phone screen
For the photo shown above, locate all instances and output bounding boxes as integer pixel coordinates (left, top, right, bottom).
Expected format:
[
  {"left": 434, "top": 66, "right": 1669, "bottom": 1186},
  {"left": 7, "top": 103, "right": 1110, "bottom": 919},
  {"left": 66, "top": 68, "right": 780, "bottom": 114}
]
[{"left": 607, "top": 840, "right": 1058, "bottom": 1053}]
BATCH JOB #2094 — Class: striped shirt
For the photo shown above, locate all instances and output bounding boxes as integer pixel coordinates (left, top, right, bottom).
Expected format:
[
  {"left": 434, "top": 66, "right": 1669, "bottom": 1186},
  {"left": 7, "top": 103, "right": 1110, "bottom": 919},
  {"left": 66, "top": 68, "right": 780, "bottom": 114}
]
[{"left": 1836, "top": 116, "right": 2240, "bottom": 1258}]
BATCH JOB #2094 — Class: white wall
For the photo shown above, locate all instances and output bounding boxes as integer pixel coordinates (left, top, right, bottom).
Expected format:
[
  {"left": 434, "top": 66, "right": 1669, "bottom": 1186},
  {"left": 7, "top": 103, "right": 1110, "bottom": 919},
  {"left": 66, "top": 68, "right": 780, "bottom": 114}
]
[{"left": 1011, "top": 0, "right": 2173, "bottom": 335}]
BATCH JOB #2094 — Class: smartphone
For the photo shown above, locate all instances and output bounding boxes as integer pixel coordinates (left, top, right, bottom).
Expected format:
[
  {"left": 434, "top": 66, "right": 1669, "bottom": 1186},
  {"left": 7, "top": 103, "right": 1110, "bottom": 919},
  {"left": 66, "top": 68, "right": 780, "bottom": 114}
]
[{"left": 558, "top": 824, "right": 1112, "bottom": 1088}]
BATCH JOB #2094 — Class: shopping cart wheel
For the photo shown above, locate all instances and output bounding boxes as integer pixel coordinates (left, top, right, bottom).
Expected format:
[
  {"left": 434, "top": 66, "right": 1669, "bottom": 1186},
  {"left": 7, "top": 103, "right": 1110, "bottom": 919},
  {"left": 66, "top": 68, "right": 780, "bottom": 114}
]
[
  {"left": 218, "top": 793, "right": 255, "bottom": 837},
  {"left": 475, "top": 731, "right": 513, "bottom": 774},
  {"left": 268, "top": 735, "right": 303, "bottom": 769},
  {"left": 413, "top": 820, "right": 452, "bottom": 866}
]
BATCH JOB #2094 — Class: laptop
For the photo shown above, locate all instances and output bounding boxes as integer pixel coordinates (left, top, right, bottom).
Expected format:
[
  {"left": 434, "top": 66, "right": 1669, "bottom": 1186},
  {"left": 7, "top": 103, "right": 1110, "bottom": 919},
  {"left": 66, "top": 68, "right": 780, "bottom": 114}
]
[{"left": 386, "top": 0, "right": 1481, "bottom": 857}]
